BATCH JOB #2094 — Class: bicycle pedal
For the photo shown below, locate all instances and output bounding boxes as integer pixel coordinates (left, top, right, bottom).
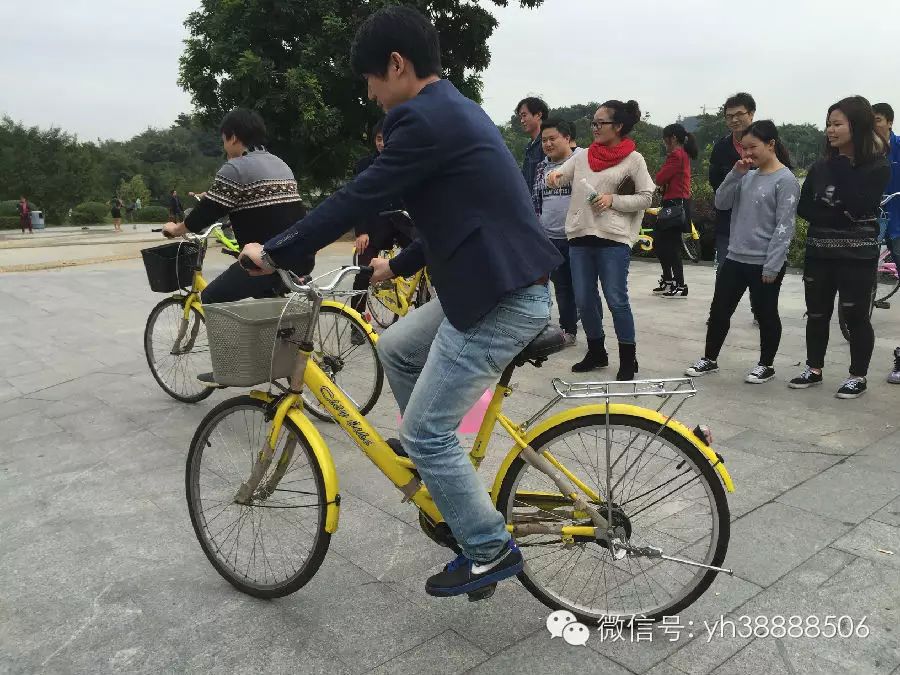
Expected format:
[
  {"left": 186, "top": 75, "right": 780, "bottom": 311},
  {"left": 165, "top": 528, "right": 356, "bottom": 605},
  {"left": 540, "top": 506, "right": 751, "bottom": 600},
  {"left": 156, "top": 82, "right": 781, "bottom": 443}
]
[
  {"left": 467, "top": 583, "right": 497, "bottom": 602},
  {"left": 875, "top": 300, "right": 890, "bottom": 309}
]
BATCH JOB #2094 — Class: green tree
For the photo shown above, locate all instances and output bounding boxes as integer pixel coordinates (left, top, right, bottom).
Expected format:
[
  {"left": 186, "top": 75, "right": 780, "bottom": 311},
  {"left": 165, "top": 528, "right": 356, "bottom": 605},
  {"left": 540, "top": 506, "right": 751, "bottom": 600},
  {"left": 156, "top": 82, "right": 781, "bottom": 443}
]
[
  {"left": 118, "top": 175, "right": 152, "bottom": 206},
  {"left": 178, "top": 0, "right": 544, "bottom": 197}
]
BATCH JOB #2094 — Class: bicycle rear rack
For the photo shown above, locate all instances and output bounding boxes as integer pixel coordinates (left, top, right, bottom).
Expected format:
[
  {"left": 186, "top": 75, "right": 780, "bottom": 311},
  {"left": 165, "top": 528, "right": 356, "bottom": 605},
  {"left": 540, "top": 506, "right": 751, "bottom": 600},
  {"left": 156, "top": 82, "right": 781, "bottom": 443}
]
[{"left": 521, "top": 377, "right": 697, "bottom": 432}]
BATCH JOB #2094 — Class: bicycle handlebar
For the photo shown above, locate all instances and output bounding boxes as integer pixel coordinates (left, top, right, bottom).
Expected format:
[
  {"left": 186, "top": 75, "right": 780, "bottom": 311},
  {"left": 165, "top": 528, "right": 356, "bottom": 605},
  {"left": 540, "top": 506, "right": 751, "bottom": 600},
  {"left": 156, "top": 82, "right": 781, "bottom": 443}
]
[
  {"left": 378, "top": 209, "right": 412, "bottom": 222},
  {"left": 882, "top": 192, "right": 900, "bottom": 207},
  {"left": 154, "top": 223, "right": 223, "bottom": 240},
  {"left": 265, "top": 265, "right": 372, "bottom": 295}
]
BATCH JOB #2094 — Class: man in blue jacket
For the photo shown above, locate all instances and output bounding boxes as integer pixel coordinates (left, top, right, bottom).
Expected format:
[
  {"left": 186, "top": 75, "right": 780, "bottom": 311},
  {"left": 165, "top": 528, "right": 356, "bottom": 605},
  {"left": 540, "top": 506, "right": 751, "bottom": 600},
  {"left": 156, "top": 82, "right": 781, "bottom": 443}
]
[
  {"left": 874, "top": 103, "right": 900, "bottom": 383},
  {"left": 240, "top": 6, "right": 562, "bottom": 598}
]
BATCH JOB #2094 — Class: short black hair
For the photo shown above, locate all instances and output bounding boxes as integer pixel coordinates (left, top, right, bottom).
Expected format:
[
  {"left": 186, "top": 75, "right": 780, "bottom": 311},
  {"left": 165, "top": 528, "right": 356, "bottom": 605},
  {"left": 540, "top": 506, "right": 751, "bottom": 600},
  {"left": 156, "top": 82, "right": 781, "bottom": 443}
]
[
  {"left": 516, "top": 96, "right": 549, "bottom": 120},
  {"left": 724, "top": 92, "right": 756, "bottom": 114},
  {"left": 219, "top": 108, "right": 267, "bottom": 148},
  {"left": 373, "top": 119, "right": 384, "bottom": 136},
  {"left": 351, "top": 6, "right": 442, "bottom": 78},
  {"left": 873, "top": 103, "right": 895, "bottom": 123},
  {"left": 540, "top": 118, "right": 574, "bottom": 139}
]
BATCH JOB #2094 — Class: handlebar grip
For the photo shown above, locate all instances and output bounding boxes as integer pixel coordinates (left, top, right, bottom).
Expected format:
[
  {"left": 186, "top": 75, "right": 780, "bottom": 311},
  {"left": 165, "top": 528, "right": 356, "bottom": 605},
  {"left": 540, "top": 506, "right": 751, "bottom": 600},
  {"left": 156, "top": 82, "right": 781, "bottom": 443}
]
[
  {"left": 239, "top": 256, "right": 262, "bottom": 272},
  {"left": 358, "top": 265, "right": 374, "bottom": 276},
  {"left": 222, "top": 249, "right": 239, "bottom": 258},
  {"left": 151, "top": 228, "right": 162, "bottom": 232}
]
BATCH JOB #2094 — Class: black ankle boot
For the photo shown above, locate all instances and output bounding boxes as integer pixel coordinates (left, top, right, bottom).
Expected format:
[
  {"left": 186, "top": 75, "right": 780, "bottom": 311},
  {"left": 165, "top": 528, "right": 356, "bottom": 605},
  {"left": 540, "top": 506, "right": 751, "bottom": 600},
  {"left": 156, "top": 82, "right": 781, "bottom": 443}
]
[
  {"left": 572, "top": 338, "right": 608, "bottom": 373},
  {"left": 616, "top": 342, "right": 638, "bottom": 381}
]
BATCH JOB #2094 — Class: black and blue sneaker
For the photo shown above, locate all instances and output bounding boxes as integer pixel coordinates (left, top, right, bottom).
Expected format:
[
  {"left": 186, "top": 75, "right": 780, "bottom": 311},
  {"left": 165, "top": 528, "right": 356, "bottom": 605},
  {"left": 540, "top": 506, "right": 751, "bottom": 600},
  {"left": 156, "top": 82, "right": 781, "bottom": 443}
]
[{"left": 425, "top": 540, "right": 523, "bottom": 599}]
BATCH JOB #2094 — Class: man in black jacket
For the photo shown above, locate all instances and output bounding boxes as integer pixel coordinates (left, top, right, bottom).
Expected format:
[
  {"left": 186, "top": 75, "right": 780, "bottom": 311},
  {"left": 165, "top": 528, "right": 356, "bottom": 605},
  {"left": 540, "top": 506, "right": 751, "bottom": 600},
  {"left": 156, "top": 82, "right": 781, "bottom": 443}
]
[
  {"left": 709, "top": 92, "right": 756, "bottom": 266},
  {"left": 350, "top": 119, "right": 413, "bottom": 312},
  {"left": 240, "top": 6, "right": 561, "bottom": 599}
]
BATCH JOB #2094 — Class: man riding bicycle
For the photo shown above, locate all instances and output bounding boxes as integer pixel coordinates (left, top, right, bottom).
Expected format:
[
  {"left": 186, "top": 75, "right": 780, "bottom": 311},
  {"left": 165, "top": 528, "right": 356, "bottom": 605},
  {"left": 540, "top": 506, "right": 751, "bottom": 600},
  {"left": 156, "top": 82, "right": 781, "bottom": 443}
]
[
  {"left": 161, "top": 108, "right": 314, "bottom": 304},
  {"left": 239, "top": 6, "right": 562, "bottom": 599}
]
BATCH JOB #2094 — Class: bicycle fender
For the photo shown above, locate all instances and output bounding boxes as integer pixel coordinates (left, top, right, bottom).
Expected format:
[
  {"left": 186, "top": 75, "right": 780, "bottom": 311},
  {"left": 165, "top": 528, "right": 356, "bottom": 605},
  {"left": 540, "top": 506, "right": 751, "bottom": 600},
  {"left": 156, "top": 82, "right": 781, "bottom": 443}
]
[
  {"left": 248, "top": 391, "right": 342, "bottom": 533},
  {"left": 490, "top": 404, "right": 734, "bottom": 505},
  {"left": 321, "top": 300, "right": 378, "bottom": 343}
]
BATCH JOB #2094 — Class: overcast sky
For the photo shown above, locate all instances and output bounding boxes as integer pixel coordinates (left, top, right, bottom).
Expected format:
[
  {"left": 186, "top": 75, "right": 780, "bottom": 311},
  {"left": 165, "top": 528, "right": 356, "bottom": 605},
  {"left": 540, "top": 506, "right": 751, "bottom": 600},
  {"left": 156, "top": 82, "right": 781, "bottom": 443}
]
[{"left": 1, "top": 0, "right": 896, "bottom": 141}]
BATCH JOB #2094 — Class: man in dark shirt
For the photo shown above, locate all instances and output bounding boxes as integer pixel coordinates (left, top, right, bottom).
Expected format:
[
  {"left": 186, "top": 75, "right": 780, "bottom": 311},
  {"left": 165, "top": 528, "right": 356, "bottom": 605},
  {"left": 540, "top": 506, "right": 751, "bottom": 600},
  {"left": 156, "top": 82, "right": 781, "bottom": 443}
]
[
  {"left": 240, "top": 7, "right": 561, "bottom": 599},
  {"left": 709, "top": 92, "right": 756, "bottom": 267},
  {"left": 516, "top": 96, "right": 549, "bottom": 196},
  {"left": 169, "top": 190, "right": 185, "bottom": 224},
  {"left": 162, "top": 108, "right": 311, "bottom": 304}
]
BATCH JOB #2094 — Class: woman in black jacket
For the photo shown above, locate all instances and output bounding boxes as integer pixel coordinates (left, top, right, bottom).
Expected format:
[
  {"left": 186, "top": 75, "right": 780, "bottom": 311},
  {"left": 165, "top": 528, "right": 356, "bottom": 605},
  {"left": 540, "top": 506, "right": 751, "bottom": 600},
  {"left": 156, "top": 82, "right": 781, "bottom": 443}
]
[{"left": 789, "top": 96, "right": 890, "bottom": 398}]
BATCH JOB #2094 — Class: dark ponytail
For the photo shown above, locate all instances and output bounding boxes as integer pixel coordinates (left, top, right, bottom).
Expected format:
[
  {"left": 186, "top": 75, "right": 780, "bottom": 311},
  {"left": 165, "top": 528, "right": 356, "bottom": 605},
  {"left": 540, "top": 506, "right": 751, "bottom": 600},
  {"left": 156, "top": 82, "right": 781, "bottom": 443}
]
[
  {"left": 742, "top": 120, "right": 793, "bottom": 169},
  {"left": 662, "top": 123, "right": 699, "bottom": 159},
  {"left": 600, "top": 99, "right": 641, "bottom": 136}
]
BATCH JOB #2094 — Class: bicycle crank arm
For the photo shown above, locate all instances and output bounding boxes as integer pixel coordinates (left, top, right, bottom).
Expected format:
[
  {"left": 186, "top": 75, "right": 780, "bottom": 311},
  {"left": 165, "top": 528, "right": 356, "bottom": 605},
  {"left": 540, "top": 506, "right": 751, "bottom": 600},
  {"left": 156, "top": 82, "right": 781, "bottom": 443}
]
[{"left": 625, "top": 545, "right": 734, "bottom": 575}]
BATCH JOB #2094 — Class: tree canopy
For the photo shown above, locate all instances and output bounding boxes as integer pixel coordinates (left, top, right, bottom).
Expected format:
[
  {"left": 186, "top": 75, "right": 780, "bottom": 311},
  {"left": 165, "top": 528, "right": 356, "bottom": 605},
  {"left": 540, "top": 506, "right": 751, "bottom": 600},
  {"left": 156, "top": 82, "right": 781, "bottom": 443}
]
[{"left": 178, "top": 0, "right": 544, "bottom": 196}]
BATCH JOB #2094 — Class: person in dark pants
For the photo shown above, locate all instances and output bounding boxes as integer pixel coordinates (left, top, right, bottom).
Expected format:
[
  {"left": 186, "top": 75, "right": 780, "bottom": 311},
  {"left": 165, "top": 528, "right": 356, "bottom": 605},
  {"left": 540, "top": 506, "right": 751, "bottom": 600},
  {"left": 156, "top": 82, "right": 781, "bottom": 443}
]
[
  {"left": 169, "top": 190, "right": 184, "bottom": 224},
  {"left": 686, "top": 121, "right": 800, "bottom": 384},
  {"left": 533, "top": 118, "right": 580, "bottom": 344},
  {"left": 516, "top": 96, "right": 549, "bottom": 196},
  {"left": 240, "top": 7, "right": 561, "bottom": 599},
  {"left": 653, "top": 123, "right": 698, "bottom": 298},
  {"left": 788, "top": 96, "right": 890, "bottom": 399},
  {"left": 17, "top": 196, "right": 32, "bottom": 234},
  {"left": 350, "top": 119, "right": 414, "bottom": 313},
  {"left": 162, "top": 108, "right": 313, "bottom": 308},
  {"left": 709, "top": 93, "right": 756, "bottom": 266}
]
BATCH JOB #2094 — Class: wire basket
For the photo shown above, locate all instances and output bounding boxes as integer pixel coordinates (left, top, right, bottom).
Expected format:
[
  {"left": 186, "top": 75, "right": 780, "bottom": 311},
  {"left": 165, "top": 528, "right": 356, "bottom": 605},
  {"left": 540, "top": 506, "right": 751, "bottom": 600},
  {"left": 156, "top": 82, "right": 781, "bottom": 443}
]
[
  {"left": 141, "top": 242, "right": 200, "bottom": 292},
  {"left": 204, "top": 296, "right": 314, "bottom": 387}
]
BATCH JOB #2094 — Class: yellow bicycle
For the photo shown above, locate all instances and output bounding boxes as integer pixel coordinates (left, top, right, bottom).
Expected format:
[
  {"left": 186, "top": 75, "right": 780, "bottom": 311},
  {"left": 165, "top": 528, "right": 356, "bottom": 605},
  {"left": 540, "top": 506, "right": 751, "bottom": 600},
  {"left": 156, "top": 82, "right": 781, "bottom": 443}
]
[
  {"left": 142, "top": 225, "right": 382, "bottom": 420},
  {"left": 636, "top": 207, "right": 702, "bottom": 263},
  {"left": 186, "top": 265, "right": 735, "bottom": 623}
]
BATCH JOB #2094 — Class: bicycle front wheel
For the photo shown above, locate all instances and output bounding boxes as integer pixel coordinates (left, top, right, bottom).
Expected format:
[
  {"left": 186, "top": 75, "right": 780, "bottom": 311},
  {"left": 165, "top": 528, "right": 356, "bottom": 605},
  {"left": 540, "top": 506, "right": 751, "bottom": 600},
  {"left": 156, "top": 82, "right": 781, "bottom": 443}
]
[
  {"left": 682, "top": 236, "right": 701, "bottom": 263},
  {"left": 144, "top": 297, "right": 214, "bottom": 403},
  {"left": 302, "top": 304, "right": 384, "bottom": 422},
  {"left": 186, "top": 395, "right": 331, "bottom": 598},
  {"left": 496, "top": 414, "right": 729, "bottom": 624}
]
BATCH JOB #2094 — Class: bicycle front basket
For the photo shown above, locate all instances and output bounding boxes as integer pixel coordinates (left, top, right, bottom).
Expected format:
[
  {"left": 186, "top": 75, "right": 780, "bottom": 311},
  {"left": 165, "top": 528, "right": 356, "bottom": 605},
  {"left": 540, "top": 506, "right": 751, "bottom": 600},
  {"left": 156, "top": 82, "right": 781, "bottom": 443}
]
[
  {"left": 141, "top": 242, "right": 200, "bottom": 293},
  {"left": 204, "top": 297, "right": 314, "bottom": 388}
]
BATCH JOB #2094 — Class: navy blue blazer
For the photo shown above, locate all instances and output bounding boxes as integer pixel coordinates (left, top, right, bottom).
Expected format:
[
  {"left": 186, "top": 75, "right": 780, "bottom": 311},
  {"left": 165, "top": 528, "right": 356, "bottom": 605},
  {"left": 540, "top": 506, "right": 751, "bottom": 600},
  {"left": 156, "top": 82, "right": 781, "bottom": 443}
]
[{"left": 265, "top": 79, "right": 562, "bottom": 330}]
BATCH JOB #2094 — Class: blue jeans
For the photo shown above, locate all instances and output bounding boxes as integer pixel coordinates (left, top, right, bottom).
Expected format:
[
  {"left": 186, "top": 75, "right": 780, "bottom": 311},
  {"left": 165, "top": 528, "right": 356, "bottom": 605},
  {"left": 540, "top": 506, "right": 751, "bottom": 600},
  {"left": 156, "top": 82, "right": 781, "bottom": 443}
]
[
  {"left": 549, "top": 238, "right": 579, "bottom": 335},
  {"left": 377, "top": 285, "right": 551, "bottom": 563},
  {"left": 569, "top": 243, "right": 635, "bottom": 344}
]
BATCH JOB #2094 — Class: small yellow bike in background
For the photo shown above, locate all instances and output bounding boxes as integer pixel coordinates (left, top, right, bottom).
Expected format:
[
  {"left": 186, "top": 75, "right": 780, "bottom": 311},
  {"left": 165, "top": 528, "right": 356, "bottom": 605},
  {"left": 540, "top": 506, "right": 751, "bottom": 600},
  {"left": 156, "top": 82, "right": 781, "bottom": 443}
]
[
  {"left": 141, "top": 225, "right": 383, "bottom": 420},
  {"left": 636, "top": 207, "right": 702, "bottom": 263},
  {"left": 186, "top": 264, "right": 735, "bottom": 623}
]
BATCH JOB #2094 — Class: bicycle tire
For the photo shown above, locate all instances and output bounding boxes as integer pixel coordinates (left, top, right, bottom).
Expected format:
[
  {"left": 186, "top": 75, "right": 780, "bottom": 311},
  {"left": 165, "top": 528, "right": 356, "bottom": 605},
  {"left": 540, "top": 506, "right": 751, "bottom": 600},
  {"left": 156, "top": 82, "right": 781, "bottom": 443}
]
[
  {"left": 144, "top": 297, "right": 214, "bottom": 403},
  {"left": 682, "top": 236, "right": 701, "bottom": 263},
  {"left": 301, "top": 304, "right": 384, "bottom": 422},
  {"left": 495, "top": 414, "right": 730, "bottom": 624},
  {"left": 186, "top": 395, "right": 331, "bottom": 598},
  {"left": 367, "top": 285, "right": 401, "bottom": 329}
]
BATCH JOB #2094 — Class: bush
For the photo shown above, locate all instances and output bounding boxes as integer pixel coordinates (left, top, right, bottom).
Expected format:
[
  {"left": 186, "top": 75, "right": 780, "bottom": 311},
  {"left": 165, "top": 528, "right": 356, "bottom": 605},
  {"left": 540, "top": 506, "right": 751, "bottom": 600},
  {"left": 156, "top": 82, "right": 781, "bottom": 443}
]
[
  {"left": 70, "top": 201, "right": 110, "bottom": 225},
  {"left": 135, "top": 206, "right": 170, "bottom": 223},
  {"left": 788, "top": 217, "right": 808, "bottom": 269},
  {"left": 0, "top": 216, "right": 21, "bottom": 229}
]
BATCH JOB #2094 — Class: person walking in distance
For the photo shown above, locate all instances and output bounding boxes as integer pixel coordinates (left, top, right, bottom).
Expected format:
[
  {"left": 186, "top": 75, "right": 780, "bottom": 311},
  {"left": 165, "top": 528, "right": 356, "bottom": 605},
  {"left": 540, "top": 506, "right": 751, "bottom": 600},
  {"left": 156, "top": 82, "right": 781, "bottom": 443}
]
[
  {"left": 169, "top": 189, "right": 185, "bottom": 224},
  {"left": 652, "top": 123, "right": 699, "bottom": 299},
  {"left": 17, "top": 196, "right": 32, "bottom": 234},
  {"left": 788, "top": 96, "right": 890, "bottom": 398},
  {"left": 533, "top": 118, "right": 582, "bottom": 345},
  {"left": 547, "top": 100, "right": 655, "bottom": 379},
  {"left": 873, "top": 103, "right": 900, "bottom": 384},
  {"left": 710, "top": 93, "right": 756, "bottom": 267},
  {"left": 686, "top": 121, "right": 799, "bottom": 383},
  {"left": 110, "top": 195, "right": 124, "bottom": 232},
  {"left": 517, "top": 96, "right": 549, "bottom": 195}
]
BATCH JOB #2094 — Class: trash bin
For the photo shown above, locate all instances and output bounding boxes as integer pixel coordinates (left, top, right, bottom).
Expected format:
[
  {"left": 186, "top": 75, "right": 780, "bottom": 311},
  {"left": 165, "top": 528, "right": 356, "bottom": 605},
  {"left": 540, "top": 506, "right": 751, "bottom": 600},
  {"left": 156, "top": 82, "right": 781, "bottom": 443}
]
[{"left": 30, "top": 211, "right": 45, "bottom": 229}]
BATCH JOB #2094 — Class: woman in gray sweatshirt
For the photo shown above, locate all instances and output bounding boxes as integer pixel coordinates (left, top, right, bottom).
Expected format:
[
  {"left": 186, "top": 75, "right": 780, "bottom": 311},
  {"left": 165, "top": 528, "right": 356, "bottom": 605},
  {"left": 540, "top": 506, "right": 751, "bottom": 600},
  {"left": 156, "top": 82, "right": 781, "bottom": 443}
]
[{"left": 685, "top": 121, "right": 800, "bottom": 384}]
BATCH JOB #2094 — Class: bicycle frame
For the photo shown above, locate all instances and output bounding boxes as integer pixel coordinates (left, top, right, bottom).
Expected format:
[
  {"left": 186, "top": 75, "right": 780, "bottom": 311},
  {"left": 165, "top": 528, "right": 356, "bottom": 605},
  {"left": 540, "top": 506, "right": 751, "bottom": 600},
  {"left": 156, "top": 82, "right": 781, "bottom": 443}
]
[
  {"left": 371, "top": 266, "right": 427, "bottom": 317},
  {"left": 639, "top": 207, "right": 700, "bottom": 252},
  {"left": 247, "top": 349, "right": 734, "bottom": 544}
]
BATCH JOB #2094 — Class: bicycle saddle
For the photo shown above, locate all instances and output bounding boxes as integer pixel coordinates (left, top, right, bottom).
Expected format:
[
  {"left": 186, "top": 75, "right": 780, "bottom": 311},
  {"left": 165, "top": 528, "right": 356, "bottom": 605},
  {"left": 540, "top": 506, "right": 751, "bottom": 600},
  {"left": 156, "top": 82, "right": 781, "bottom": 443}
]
[{"left": 514, "top": 324, "right": 568, "bottom": 366}]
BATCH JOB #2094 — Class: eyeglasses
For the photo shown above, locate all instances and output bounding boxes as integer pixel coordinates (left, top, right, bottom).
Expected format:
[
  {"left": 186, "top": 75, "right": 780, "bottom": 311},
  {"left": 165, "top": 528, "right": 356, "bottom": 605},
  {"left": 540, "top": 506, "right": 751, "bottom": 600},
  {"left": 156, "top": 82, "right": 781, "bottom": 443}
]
[
  {"left": 590, "top": 120, "right": 615, "bottom": 129},
  {"left": 724, "top": 111, "right": 749, "bottom": 122}
]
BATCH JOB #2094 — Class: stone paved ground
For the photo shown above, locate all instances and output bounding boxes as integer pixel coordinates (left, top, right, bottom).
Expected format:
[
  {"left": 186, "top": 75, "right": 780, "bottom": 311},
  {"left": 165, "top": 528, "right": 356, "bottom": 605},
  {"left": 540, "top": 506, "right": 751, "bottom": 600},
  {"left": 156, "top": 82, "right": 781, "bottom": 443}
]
[{"left": 1, "top": 250, "right": 898, "bottom": 674}]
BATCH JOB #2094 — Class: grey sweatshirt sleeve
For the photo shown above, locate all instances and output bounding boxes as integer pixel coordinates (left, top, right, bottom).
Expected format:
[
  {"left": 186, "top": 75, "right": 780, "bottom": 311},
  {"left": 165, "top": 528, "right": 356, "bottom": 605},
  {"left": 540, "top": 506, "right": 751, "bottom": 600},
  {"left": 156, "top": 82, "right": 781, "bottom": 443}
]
[
  {"left": 714, "top": 168, "right": 743, "bottom": 210},
  {"left": 764, "top": 173, "right": 801, "bottom": 276}
]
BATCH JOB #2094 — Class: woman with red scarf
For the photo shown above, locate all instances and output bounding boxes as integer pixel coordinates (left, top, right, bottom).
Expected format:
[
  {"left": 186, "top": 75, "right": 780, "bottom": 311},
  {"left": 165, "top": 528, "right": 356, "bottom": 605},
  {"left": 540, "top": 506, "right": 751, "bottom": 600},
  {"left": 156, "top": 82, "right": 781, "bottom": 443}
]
[{"left": 547, "top": 100, "right": 654, "bottom": 379}]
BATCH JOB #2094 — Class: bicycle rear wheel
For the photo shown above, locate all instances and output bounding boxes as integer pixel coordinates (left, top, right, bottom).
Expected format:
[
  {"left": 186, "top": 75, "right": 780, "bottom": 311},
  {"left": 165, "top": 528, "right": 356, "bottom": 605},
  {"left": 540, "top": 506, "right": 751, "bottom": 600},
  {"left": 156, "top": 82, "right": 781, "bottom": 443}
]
[
  {"left": 496, "top": 414, "right": 729, "bottom": 624},
  {"left": 302, "top": 304, "right": 384, "bottom": 422},
  {"left": 186, "top": 395, "right": 331, "bottom": 598},
  {"left": 367, "top": 284, "right": 401, "bottom": 329},
  {"left": 144, "top": 297, "right": 214, "bottom": 403}
]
